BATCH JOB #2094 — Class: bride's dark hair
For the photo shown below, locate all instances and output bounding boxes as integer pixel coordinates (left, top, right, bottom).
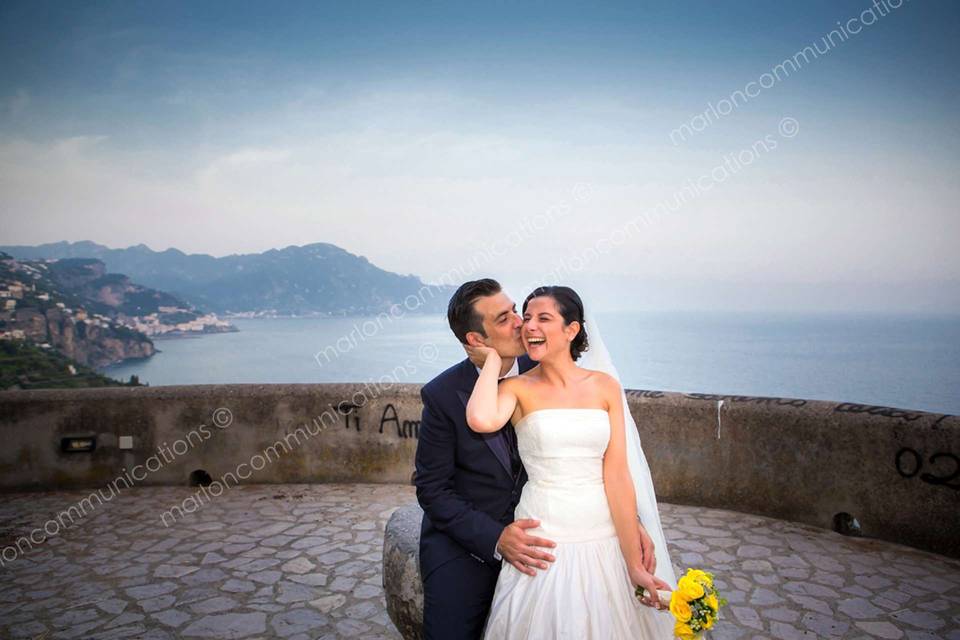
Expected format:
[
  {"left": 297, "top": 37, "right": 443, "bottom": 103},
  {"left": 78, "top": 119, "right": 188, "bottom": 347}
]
[{"left": 523, "top": 285, "right": 589, "bottom": 361}]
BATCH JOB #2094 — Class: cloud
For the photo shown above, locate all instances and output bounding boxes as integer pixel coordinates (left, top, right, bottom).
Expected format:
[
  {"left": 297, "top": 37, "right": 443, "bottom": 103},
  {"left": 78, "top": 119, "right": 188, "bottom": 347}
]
[
  {"left": 221, "top": 148, "right": 292, "bottom": 166},
  {"left": 1, "top": 85, "right": 958, "bottom": 316}
]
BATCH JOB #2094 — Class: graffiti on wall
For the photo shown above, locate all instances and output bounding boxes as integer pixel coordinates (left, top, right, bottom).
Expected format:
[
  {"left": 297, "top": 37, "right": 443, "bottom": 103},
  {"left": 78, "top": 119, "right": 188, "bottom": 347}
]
[
  {"left": 834, "top": 403, "right": 929, "bottom": 422},
  {"left": 379, "top": 403, "right": 420, "bottom": 439},
  {"left": 683, "top": 393, "right": 807, "bottom": 407},
  {"left": 895, "top": 447, "right": 959, "bottom": 491},
  {"left": 625, "top": 390, "right": 665, "bottom": 399},
  {"left": 337, "top": 402, "right": 361, "bottom": 431},
  {"left": 329, "top": 402, "right": 421, "bottom": 439}
]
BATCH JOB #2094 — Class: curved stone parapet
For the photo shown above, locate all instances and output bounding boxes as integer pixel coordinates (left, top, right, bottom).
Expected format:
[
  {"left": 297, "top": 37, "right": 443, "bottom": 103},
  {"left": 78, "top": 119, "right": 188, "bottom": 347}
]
[
  {"left": 383, "top": 503, "right": 424, "bottom": 640},
  {"left": 1, "top": 383, "right": 957, "bottom": 558}
]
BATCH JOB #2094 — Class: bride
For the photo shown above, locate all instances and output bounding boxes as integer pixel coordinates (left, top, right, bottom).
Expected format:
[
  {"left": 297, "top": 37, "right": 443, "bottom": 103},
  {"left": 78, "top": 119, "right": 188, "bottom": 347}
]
[{"left": 465, "top": 285, "right": 676, "bottom": 639}]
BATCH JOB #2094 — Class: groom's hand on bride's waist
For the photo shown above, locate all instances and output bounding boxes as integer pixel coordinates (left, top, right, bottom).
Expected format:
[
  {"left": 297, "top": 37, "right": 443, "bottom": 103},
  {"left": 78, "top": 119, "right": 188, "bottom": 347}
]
[{"left": 495, "top": 519, "right": 556, "bottom": 577}]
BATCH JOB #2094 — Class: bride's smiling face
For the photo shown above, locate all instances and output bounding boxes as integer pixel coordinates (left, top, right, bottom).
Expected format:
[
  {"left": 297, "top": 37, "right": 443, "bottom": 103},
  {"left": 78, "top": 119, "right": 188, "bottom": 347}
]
[{"left": 522, "top": 295, "right": 580, "bottom": 362}]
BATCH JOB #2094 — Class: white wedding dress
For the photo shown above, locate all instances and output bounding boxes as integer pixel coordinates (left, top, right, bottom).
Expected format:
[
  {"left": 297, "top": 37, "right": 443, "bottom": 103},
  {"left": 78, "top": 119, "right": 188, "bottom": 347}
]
[{"left": 482, "top": 407, "right": 675, "bottom": 639}]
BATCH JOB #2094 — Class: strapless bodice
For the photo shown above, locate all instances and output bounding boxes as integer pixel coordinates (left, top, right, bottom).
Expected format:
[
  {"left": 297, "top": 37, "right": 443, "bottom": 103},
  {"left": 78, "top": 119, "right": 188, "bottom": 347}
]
[
  {"left": 513, "top": 408, "right": 615, "bottom": 542},
  {"left": 515, "top": 408, "right": 611, "bottom": 486}
]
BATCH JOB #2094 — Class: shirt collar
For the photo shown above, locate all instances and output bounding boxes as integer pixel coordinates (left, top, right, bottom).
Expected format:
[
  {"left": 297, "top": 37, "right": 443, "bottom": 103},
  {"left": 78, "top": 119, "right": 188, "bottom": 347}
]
[{"left": 475, "top": 357, "right": 520, "bottom": 380}]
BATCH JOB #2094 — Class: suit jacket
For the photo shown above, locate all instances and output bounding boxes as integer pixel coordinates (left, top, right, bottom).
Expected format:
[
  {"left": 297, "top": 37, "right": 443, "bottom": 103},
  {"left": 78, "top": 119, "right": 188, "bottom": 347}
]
[{"left": 414, "top": 354, "right": 537, "bottom": 580}]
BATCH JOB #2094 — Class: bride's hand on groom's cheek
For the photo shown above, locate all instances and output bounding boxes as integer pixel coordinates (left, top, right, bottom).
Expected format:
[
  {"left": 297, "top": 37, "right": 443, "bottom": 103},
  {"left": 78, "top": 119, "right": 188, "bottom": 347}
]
[
  {"left": 497, "top": 519, "right": 556, "bottom": 577},
  {"left": 464, "top": 342, "right": 500, "bottom": 367}
]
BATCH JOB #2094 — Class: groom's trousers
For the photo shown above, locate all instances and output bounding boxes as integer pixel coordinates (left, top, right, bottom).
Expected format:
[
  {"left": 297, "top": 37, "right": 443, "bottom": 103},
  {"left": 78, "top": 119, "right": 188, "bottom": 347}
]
[{"left": 422, "top": 554, "right": 500, "bottom": 640}]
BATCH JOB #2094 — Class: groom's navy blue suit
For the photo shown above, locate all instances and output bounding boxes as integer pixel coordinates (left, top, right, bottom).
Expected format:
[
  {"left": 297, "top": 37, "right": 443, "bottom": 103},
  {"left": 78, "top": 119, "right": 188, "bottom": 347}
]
[{"left": 415, "top": 354, "right": 536, "bottom": 640}]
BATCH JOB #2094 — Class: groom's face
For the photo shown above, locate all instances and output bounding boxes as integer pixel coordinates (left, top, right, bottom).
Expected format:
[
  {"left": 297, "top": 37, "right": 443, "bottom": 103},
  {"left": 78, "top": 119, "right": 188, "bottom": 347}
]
[{"left": 470, "top": 292, "right": 525, "bottom": 357}]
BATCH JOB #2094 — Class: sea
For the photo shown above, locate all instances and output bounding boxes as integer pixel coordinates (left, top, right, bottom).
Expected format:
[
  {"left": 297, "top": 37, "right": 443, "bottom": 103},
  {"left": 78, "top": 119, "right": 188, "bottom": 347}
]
[{"left": 101, "top": 311, "right": 960, "bottom": 416}]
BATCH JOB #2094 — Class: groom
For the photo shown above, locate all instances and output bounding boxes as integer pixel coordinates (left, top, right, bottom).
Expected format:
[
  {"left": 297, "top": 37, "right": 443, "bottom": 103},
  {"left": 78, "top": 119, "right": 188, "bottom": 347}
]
[{"left": 414, "top": 278, "right": 659, "bottom": 639}]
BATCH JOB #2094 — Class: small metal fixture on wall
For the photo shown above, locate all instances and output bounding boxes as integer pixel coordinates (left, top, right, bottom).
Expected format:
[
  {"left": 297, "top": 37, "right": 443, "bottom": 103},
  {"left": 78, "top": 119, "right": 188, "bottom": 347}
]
[{"left": 61, "top": 436, "right": 96, "bottom": 453}]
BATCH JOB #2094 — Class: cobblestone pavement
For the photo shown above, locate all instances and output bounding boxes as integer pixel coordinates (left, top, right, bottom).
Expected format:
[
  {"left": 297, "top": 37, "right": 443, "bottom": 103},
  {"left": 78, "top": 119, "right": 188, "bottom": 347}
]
[{"left": 0, "top": 483, "right": 958, "bottom": 640}]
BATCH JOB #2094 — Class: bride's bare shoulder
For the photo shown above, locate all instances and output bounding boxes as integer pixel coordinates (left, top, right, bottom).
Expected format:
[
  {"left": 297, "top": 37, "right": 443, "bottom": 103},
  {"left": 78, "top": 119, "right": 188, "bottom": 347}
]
[
  {"left": 579, "top": 367, "right": 619, "bottom": 389},
  {"left": 583, "top": 371, "right": 623, "bottom": 414},
  {"left": 500, "top": 371, "right": 536, "bottom": 393},
  {"left": 499, "top": 375, "right": 524, "bottom": 388}
]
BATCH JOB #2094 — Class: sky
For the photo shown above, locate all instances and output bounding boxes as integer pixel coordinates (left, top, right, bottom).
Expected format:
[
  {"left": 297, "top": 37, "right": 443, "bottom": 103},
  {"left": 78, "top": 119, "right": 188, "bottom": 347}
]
[{"left": 1, "top": 0, "right": 958, "bottom": 313}]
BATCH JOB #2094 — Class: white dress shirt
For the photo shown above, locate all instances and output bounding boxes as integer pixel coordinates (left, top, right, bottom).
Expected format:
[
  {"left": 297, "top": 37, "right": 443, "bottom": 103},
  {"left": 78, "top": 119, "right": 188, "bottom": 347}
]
[{"left": 475, "top": 356, "right": 520, "bottom": 380}]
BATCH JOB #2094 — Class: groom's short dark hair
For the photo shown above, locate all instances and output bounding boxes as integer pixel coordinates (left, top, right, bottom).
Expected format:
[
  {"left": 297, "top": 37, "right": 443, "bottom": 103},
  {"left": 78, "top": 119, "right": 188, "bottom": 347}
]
[{"left": 447, "top": 278, "right": 502, "bottom": 344}]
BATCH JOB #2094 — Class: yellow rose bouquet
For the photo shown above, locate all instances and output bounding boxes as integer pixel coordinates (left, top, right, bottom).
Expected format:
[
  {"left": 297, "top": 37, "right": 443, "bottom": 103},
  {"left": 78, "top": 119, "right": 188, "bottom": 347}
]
[{"left": 635, "top": 568, "right": 727, "bottom": 639}]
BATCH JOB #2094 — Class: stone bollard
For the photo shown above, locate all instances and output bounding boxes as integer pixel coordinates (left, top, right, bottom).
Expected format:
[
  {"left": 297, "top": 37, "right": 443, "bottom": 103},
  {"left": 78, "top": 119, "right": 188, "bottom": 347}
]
[{"left": 383, "top": 503, "right": 424, "bottom": 640}]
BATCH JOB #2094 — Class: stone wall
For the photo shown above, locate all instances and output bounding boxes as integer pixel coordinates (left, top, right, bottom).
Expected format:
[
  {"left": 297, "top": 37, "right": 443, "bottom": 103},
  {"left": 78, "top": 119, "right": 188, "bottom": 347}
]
[{"left": 0, "top": 384, "right": 957, "bottom": 558}]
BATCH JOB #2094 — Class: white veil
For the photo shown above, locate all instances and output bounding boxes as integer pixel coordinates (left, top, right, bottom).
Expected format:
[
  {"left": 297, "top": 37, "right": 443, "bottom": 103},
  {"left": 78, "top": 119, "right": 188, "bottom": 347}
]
[{"left": 577, "top": 308, "right": 677, "bottom": 589}]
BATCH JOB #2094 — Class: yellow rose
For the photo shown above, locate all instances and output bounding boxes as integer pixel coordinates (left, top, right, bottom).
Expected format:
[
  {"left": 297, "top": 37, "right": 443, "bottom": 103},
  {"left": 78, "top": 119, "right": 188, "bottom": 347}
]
[
  {"left": 669, "top": 595, "right": 692, "bottom": 622},
  {"left": 702, "top": 616, "right": 714, "bottom": 630},
  {"left": 687, "top": 568, "right": 713, "bottom": 588},
  {"left": 670, "top": 589, "right": 690, "bottom": 606},
  {"left": 678, "top": 576, "right": 705, "bottom": 600},
  {"left": 674, "top": 621, "right": 696, "bottom": 640},
  {"left": 706, "top": 593, "right": 719, "bottom": 611}
]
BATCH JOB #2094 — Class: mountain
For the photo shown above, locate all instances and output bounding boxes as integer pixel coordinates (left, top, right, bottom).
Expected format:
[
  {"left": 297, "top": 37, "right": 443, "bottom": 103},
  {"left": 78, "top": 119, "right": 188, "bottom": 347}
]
[
  {"left": 0, "top": 241, "right": 453, "bottom": 315},
  {"left": 0, "top": 252, "right": 157, "bottom": 369},
  {"left": 45, "top": 257, "right": 184, "bottom": 317}
]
